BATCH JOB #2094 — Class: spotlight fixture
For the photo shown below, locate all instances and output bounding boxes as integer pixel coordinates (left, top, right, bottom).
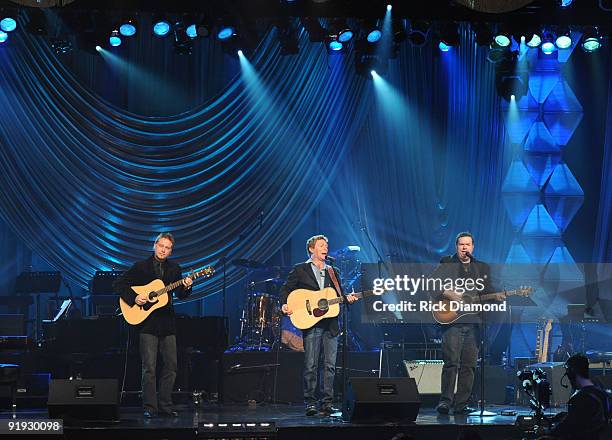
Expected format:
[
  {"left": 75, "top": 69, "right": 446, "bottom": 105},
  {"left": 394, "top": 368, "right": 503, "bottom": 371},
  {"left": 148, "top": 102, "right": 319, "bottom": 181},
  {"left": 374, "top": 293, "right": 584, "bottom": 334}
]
[
  {"left": 217, "top": 25, "right": 235, "bottom": 40},
  {"left": 495, "top": 51, "right": 529, "bottom": 102},
  {"left": 109, "top": 30, "right": 122, "bottom": 47},
  {"left": 329, "top": 20, "right": 353, "bottom": 44},
  {"left": 0, "top": 17, "right": 17, "bottom": 33},
  {"left": 494, "top": 24, "right": 511, "bottom": 47},
  {"left": 328, "top": 39, "right": 343, "bottom": 52},
  {"left": 439, "top": 22, "right": 459, "bottom": 47},
  {"left": 186, "top": 24, "right": 197, "bottom": 38},
  {"left": 407, "top": 20, "right": 429, "bottom": 47},
  {"left": 541, "top": 31, "right": 555, "bottom": 54},
  {"left": 554, "top": 26, "right": 572, "bottom": 49},
  {"left": 438, "top": 41, "right": 450, "bottom": 52},
  {"left": 367, "top": 29, "right": 382, "bottom": 43},
  {"left": 525, "top": 33, "right": 542, "bottom": 48},
  {"left": 556, "top": 0, "right": 573, "bottom": 7},
  {"left": 174, "top": 21, "right": 192, "bottom": 54},
  {"left": 153, "top": 15, "right": 171, "bottom": 36},
  {"left": 581, "top": 27, "right": 602, "bottom": 53},
  {"left": 119, "top": 19, "right": 137, "bottom": 37},
  {"left": 0, "top": 30, "right": 7, "bottom": 44}
]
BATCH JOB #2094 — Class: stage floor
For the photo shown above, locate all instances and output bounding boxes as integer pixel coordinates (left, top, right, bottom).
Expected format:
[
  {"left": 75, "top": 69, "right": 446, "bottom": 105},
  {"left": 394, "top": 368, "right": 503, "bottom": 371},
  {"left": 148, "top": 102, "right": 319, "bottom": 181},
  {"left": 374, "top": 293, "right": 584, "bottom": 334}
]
[{"left": 0, "top": 403, "right": 574, "bottom": 440}]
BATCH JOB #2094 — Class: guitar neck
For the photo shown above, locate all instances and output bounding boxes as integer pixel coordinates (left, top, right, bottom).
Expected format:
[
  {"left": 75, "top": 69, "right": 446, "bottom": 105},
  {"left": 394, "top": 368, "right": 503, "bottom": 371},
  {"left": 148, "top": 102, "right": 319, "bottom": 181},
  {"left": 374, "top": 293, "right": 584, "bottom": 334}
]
[
  {"left": 156, "top": 269, "right": 208, "bottom": 297},
  {"left": 327, "top": 290, "right": 374, "bottom": 305},
  {"left": 475, "top": 290, "right": 516, "bottom": 302}
]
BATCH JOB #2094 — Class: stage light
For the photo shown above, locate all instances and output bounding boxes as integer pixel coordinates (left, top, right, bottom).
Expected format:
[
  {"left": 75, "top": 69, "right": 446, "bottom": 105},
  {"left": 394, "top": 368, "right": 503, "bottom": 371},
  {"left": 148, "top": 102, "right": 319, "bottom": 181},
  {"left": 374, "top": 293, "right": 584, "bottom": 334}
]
[
  {"left": 186, "top": 24, "right": 197, "bottom": 38},
  {"left": 153, "top": 21, "right": 170, "bottom": 36},
  {"left": 581, "top": 28, "right": 602, "bottom": 52},
  {"left": 387, "top": 4, "right": 392, "bottom": 11},
  {"left": 174, "top": 22, "right": 193, "bottom": 54},
  {"left": 495, "top": 52, "right": 528, "bottom": 102},
  {"left": 494, "top": 33, "right": 511, "bottom": 47},
  {"left": 338, "top": 28, "right": 354, "bottom": 43},
  {"left": 439, "top": 41, "right": 450, "bottom": 52},
  {"left": 557, "top": 0, "right": 573, "bottom": 7},
  {"left": 109, "top": 30, "right": 122, "bottom": 47},
  {"left": 329, "top": 40, "right": 343, "bottom": 51},
  {"left": 367, "top": 29, "right": 382, "bottom": 43},
  {"left": 217, "top": 26, "right": 235, "bottom": 40},
  {"left": 541, "top": 32, "right": 555, "bottom": 54},
  {"left": 0, "top": 17, "right": 16, "bottom": 33},
  {"left": 526, "top": 33, "right": 541, "bottom": 48},
  {"left": 407, "top": 20, "right": 429, "bottom": 46},
  {"left": 511, "top": 94, "right": 515, "bottom": 100},
  {"left": 119, "top": 20, "right": 137, "bottom": 37},
  {"left": 555, "top": 27, "right": 572, "bottom": 49},
  {"left": 439, "top": 22, "right": 459, "bottom": 47},
  {"left": 371, "top": 70, "right": 377, "bottom": 76},
  {"left": 0, "top": 30, "right": 7, "bottom": 44},
  {"left": 95, "top": 45, "right": 101, "bottom": 51}
]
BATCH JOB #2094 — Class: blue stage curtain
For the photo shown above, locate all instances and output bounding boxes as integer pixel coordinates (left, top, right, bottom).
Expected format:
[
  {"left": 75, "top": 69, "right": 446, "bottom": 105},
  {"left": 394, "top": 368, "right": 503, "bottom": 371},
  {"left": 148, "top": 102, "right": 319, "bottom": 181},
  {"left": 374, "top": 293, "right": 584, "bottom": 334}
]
[{"left": 0, "top": 26, "right": 369, "bottom": 296}]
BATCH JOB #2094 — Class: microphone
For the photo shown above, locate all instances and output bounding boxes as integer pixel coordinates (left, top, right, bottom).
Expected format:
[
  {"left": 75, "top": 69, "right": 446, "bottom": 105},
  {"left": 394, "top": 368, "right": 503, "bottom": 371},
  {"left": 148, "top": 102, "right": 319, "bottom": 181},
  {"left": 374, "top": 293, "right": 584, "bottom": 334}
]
[
  {"left": 325, "top": 255, "right": 336, "bottom": 263},
  {"left": 465, "top": 251, "right": 474, "bottom": 260},
  {"left": 560, "top": 372, "right": 569, "bottom": 389}
]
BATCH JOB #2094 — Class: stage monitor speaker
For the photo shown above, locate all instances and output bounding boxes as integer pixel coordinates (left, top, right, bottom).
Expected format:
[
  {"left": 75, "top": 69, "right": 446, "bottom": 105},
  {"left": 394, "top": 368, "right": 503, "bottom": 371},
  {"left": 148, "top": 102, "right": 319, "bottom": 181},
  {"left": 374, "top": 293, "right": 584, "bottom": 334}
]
[
  {"left": 343, "top": 377, "right": 420, "bottom": 423},
  {"left": 47, "top": 379, "right": 119, "bottom": 421},
  {"left": 403, "top": 360, "right": 458, "bottom": 394}
]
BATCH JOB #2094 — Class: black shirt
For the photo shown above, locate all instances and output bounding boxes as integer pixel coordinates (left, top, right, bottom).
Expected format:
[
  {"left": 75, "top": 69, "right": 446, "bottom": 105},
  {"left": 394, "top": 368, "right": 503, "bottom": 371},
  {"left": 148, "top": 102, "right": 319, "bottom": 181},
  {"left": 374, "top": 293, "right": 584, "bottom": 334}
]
[
  {"left": 550, "top": 385, "right": 611, "bottom": 440},
  {"left": 114, "top": 255, "right": 191, "bottom": 336}
]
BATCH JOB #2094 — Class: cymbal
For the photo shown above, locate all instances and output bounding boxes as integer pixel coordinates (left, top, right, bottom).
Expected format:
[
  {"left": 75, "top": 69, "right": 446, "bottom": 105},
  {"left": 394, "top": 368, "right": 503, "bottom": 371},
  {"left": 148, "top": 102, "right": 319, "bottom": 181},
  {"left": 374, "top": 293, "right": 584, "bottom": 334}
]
[
  {"left": 231, "top": 258, "right": 267, "bottom": 269},
  {"left": 249, "top": 278, "right": 284, "bottom": 286}
]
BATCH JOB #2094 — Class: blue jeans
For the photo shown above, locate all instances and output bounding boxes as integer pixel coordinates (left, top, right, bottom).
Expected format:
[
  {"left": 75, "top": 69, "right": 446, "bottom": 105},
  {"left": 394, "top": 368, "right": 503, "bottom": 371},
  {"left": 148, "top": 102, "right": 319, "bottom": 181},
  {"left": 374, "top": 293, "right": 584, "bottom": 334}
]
[
  {"left": 440, "top": 324, "right": 478, "bottom": 409},
  {"left": 140, "top": 333, "right": 177, "bottom": 413},
  {"left": 303, "top": 326, "right": 338, "bottom": 407}
]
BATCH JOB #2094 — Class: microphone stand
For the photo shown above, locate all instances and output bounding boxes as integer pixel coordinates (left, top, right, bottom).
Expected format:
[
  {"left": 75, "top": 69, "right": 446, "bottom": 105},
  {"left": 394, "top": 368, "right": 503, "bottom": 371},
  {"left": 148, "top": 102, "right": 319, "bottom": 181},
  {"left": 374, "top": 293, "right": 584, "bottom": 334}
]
[
  {"left": 360, "top": 225, "right": 389, "bottom": 278},
  {"left": 468, "top": 256, "right": 496, "bottom": 418}
]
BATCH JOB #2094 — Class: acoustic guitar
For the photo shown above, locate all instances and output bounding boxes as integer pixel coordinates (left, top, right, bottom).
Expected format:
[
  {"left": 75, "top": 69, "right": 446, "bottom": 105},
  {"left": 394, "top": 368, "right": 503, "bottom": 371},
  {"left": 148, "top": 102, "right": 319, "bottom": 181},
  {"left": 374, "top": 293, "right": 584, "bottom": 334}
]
[
  {"left": 432, "top": 286, "right": 533, "bottom": 324},
  {"left": 119, "top": 266, "right": 214, "bottom": 325},
  {"left": 287, "top": 287, "right": 371, "bottom": 330}
]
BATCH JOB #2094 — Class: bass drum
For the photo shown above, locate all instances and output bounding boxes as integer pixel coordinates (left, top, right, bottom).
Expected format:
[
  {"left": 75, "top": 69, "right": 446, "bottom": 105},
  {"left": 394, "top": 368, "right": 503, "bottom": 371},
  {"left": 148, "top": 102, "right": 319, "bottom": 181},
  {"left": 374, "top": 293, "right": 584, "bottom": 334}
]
[{"left": 280, "top": 315, "right": 303, "bottom": 352}]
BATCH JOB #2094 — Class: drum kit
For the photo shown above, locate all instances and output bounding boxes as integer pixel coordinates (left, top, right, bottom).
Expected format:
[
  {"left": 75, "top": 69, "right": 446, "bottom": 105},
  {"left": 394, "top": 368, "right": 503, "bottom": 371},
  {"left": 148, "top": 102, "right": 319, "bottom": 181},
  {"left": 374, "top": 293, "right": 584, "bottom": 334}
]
[
  {"left": 230, "top": 259, "right": 293, "bottom": 351},
  {"left": 229, "top": 246, "right": 363, "bottom": 352}
]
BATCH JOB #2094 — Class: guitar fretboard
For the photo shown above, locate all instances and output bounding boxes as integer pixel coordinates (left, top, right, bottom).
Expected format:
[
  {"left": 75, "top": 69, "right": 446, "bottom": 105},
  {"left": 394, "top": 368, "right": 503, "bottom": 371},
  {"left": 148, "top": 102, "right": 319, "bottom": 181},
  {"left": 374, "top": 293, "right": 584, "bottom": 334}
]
[{"left": 154, "top": 268, "right": 213, "bottom": 297}]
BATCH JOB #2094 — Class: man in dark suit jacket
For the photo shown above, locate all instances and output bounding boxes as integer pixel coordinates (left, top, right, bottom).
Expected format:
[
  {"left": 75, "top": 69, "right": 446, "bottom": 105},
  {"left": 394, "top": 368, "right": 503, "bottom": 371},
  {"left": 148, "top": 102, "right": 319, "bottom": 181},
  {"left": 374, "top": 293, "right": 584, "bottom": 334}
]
[
  {"left": 432, "top": 231, "right": 495, "bottom": 416},
  {"left": 114, "top": 232, "right": 192, "bottom": 419},
  {"left": 280, "top": 234, "right": 358, "bottom": 416}
]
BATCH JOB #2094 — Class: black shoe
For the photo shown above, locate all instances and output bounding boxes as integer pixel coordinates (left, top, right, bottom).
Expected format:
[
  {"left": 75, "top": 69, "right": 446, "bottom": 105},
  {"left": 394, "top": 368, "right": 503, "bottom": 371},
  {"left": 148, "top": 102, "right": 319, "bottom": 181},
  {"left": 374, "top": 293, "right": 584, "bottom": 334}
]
[
  {"left": 143, "top": 410, "right": 155, "bottom": 419},
  {"left": 159, "top": 410, "right": 179, "bottom": 418},
  {"left": 319, "top": 406, "right": 340, "bottom": 417},
  {"left": 305, "top": 405, "right": 318, "bottom": 416},
  {"left": 454, "top": 406, "right": 476, "bottom": 415},
  {"left": 435, "top": 403, "right": 450, "bottom": 415}
]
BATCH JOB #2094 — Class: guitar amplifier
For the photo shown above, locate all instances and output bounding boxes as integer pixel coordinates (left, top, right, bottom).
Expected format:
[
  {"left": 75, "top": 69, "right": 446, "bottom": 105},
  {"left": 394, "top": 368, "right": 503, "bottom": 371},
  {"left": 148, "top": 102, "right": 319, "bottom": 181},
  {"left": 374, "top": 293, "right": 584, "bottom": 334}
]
[
  {"left": 523, "top": 362, "right": 572, "bottom": 407},
  {"left": 403, "top": 360, "right": 456, "bottom": 394}
]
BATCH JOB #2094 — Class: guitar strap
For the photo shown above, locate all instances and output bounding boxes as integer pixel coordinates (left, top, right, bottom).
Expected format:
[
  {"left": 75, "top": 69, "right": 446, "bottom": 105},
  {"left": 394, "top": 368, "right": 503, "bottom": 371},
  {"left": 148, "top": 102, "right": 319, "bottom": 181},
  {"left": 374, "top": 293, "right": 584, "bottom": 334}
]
[{"left": 326, "top": 267, "right": 343, "bottom": 298}]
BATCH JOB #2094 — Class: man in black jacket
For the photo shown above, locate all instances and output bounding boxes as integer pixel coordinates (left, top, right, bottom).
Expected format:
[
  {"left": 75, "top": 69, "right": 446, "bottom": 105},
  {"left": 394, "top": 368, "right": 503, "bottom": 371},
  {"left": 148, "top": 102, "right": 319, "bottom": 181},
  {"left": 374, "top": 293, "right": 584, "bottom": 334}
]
[
  {"left": 280, "top": 234, "right": 358, "bottom": 416},
  {"left": 114, "top": 232, "right": 192, "bottom": 418},
  {"left": 432, "top": 232, "right": 495, "bottom": 415}
]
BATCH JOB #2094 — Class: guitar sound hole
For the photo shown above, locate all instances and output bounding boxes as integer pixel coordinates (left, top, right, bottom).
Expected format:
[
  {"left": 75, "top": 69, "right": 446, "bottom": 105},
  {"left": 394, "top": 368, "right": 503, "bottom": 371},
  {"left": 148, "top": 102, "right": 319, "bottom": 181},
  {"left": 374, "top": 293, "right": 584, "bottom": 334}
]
[
  {"left": 142, "top": 299, "right": 158, "bottom": 311},
  {"left": 317, "top": 299, "right": 329, "bottom": 311}
]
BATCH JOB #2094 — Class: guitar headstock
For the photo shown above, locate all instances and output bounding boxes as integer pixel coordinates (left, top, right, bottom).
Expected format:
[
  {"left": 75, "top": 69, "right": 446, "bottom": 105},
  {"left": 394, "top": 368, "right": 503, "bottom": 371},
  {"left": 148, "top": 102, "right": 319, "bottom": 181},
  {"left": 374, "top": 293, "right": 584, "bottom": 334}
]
[
  {"left": 192, "top": 266, "right": 215, "bottom": 279},
  {"left": 516, "top": 286, "right": 534, "bottom": 296}
]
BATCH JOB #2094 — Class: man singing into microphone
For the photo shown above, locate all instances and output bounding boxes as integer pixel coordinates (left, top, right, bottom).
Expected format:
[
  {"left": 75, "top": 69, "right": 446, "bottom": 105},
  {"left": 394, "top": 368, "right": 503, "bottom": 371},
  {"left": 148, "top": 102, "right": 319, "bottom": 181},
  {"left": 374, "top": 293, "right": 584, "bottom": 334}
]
[
  {"left": 432, "top": 232, "right": 493, "bottom": 415},
  {"left": 280, "top": 235, "right": 358, "bottom": 416}
]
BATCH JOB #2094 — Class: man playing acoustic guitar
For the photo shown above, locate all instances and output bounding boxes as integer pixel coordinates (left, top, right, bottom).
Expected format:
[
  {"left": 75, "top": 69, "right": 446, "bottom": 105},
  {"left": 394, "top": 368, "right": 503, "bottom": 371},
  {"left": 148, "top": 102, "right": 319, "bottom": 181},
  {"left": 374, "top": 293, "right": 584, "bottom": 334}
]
[
  {"left": 114, "top": 232, "right": 193, "bottom": 419},
  {"left": 432, "top": 232, "right": 499, "bottom": 416},
  {"left": 280, "top": 235, "right": 358, "bottom": 417}
]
